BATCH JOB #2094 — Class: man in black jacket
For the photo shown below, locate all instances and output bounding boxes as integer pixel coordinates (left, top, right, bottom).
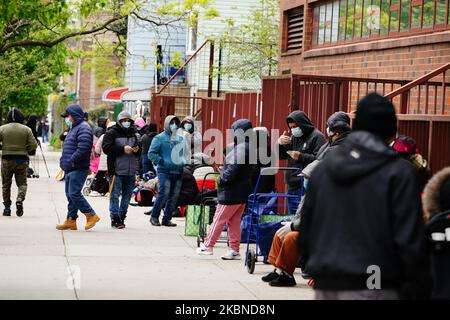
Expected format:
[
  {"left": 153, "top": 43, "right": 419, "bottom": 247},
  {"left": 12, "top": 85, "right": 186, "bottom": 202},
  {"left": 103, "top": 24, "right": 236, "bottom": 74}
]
[
  {"left": 277, "top": 111, "right": 326, "bottom": 213},
  {"left": 102, "top": 111, "right": 140, "bottom": 229},
  {"left": 299, "top": 93, "right": 430, "bottom": 300}
]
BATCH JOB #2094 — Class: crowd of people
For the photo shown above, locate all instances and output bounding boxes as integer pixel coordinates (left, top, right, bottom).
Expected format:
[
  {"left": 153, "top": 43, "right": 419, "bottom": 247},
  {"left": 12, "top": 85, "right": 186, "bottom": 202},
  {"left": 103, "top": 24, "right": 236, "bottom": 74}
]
[{"left": 1, "top": 91, "right": 449, "bottom": 300}]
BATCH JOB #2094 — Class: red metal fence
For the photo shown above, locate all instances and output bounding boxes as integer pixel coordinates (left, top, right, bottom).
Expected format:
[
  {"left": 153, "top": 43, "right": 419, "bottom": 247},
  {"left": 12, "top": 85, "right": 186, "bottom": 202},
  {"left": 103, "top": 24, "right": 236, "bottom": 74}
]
[{"left": 150, "top": 72, "right": 450, "bottom": 173}]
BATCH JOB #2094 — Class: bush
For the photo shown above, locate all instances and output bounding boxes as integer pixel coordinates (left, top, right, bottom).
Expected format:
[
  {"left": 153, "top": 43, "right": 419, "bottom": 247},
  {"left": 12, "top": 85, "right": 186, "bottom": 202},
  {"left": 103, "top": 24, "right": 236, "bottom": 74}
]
[{"left": 49, "top": 135, "right": 61, "bottom": 150}]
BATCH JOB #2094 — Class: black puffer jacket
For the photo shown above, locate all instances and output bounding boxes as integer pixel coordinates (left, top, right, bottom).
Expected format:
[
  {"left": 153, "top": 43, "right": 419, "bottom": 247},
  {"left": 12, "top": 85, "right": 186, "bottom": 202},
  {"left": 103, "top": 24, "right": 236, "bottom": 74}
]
[
  {"left": 299, "top": 131, "right": 430, "bottom": 299},
  {"left": 217, "top": 119, "right": 254, "bottom": 205},
  {"left": 102, "top": 123, "right": 140, "bottom": 176},
  {"left": 278, "top": 111, "right": 326, "bottom": 188}
]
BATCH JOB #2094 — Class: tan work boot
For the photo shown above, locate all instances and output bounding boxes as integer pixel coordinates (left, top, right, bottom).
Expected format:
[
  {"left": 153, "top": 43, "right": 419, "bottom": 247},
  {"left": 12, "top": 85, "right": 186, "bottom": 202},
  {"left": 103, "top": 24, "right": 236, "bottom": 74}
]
[
  {"left": 56, "top": 218, "right": 77, "bottom": 231},
  {"left": 83, "top": 213, "right": 100, "bottom": 230}
]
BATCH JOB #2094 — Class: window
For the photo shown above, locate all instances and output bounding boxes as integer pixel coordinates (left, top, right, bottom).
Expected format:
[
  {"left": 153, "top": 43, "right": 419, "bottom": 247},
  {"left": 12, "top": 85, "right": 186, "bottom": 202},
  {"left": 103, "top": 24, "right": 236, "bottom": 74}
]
[
  {"left": 285, "top": 6, "right": 304, "bottom": 51},
  {"left": 311, "top": 0, "right": 450, "bottom": 47}
]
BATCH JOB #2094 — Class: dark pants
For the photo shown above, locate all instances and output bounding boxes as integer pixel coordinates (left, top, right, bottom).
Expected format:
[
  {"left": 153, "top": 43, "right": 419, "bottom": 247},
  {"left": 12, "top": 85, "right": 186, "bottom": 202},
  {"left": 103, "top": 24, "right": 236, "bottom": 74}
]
[
  {"left": 109, "top": 175, "right": 135, "bottom": 220},
  {"left": 1, "top": 159, "right": 28, "bottom": 207},
  {"left": 315, "top": 289, "right": 400, "bottom": 300},
  {"left": 65, "top": 169, "right": 95, "bottom": 219},
  {"left": 141, "top": 157, "right": 155, "bottom": 175},
  {"left": 152, "top": 172, "right": 182, "bottom": 223},
  {"left": 287, "top": 187, "right": 302, "bottom": 215}
]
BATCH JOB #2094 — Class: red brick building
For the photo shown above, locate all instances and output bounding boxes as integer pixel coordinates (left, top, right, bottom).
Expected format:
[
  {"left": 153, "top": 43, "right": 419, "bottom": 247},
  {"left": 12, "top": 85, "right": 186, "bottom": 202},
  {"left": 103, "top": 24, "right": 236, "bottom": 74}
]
[{"left": 279, "top": 0, "right": 449, "bottom": 80}]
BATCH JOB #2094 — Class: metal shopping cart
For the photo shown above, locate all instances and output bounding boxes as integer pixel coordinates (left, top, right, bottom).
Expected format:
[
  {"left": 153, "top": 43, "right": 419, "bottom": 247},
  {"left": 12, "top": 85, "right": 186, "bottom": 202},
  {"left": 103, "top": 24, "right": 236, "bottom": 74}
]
[{"left": 244, "top": 167, "right": 304, "bottom": 274}]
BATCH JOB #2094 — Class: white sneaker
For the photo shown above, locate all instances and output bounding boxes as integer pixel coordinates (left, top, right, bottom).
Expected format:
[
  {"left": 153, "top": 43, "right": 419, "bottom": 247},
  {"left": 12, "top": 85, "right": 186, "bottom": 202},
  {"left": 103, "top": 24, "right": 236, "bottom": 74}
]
[
  {"left": 196, "top": 243, "right": 213, "bottom": 255},
  {"left": 221, "top": 250, "right": 241, "bottom": 260}
]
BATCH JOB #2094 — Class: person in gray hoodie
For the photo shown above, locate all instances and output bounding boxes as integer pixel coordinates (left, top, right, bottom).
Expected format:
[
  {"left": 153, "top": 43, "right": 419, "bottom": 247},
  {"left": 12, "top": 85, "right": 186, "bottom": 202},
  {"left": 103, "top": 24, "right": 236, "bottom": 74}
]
[
  {"left": 102, "top": 111, "right": 140, "bottom": 229},
  {"left": 148, "top": 115, "right": 186, "bottom": 227}
]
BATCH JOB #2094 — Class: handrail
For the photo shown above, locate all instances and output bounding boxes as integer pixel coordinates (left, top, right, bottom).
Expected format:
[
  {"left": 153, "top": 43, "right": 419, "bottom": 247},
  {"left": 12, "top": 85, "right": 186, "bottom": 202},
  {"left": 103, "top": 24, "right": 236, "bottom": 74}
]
[
  {"left": 156, "top": 39, "right": 210, "bottom": 95},
  {"left": 385, "top": 62, "right": 450, "bottom": 99}
]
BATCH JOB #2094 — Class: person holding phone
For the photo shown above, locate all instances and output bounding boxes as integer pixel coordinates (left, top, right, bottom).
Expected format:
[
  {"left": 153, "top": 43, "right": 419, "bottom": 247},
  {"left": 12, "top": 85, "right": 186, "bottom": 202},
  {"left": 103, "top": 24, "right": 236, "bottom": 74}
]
[
  {"left": 102, "top": 111, "right": 141, "bottom": 229},
  {"left": 278, "top": 111, "right": 326, "bottom": 214}
]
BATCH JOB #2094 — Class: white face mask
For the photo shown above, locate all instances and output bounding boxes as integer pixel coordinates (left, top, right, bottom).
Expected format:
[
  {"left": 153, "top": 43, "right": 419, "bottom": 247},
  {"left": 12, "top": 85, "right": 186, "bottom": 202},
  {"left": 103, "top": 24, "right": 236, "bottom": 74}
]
[{"left": 326, "top": 127, "right": 332, "bottom": 137}]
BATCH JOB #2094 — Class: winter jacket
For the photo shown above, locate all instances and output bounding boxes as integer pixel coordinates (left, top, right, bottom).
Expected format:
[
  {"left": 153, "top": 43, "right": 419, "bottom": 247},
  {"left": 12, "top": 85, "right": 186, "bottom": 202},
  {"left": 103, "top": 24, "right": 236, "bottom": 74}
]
[
  {"left": 0, "top": 109, "right": 37, "bottom": 160},
  {"left": 141, "top": 132, "right": 157, "bottom": 162},
  {"left": 278, "top": 111, "right": 326, "bottom": 188},
  {"left": 217, "top": 119, "right": 254, "bottom": 205},
  {"left": 298, "top": 131, "right": 431, "bottom": 299},
  {"left": 148, "top": 116, "right": 186, "bottom": 175},
  {"left": 95, "top": 134, "right": 108, "bottom": 172},
  {"left": 59, "top": 105, "right": 93, "bottom": 173},
  {"left": 102, "top": 123, "right": 140, "bottom": 176},
  {"left": 177, "top": 167, "right": 200, "bottom": 206},
  {"left": 291, "top": 132, "right": 350, "bottom": 231},
  {"left": 422, "top": 167, "right": 450, "bottom": 299}
]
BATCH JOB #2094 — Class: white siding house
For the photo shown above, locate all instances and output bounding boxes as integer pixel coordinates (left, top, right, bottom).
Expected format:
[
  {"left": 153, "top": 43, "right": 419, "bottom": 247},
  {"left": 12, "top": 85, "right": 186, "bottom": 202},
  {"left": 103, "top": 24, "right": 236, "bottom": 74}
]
[{"left": 186, "top": 0, "right": 263, "bottom": 93}]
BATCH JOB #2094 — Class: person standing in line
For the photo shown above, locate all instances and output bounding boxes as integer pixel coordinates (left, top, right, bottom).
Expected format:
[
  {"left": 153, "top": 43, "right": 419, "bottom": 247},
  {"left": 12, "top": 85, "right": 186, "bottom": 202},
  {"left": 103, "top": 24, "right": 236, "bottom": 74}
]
[
  {"left": 0, "top": 108, "right": 38, "bottom": 216},
  {"left": 102, "top": 112, "right": 140, "bottom": 229},
  {"left": 196, "top": 119, "right": 254, "bottom": 260},
  {"left": 277, "top": 111, "right": 326, "bottom": 214},
  {"left": 148, "top": 115, "right": 186, "bottom": 227},
  {"left": 299, "top": 93, "right": 430, "bottom": 300},
  {"left": 56, "top": 104, "right": 100, "bottom": 231}
]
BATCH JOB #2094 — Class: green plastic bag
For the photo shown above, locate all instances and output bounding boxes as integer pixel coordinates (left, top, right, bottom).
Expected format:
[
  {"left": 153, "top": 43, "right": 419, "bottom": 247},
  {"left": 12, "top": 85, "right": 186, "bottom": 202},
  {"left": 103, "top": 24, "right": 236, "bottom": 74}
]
[
  {"left": 185, "top": 205, "right": 210, "bottom": 237},
  {"left": 260, "top": 214, "right": 294, "bottom": 223}
]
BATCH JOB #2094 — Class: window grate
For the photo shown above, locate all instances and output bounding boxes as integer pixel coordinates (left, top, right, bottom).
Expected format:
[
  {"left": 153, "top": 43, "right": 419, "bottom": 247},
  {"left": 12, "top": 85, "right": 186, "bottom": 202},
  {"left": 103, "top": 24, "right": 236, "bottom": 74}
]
[{"left": 287, "top": 7, "right": 305, "bottom": 51}]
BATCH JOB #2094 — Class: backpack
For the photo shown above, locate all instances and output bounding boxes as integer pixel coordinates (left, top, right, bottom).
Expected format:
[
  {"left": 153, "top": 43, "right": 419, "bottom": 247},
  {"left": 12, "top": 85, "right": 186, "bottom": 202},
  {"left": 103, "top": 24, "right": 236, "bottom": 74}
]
[{"left": 136, "top": 188, "right": 156, "bottom": 207}]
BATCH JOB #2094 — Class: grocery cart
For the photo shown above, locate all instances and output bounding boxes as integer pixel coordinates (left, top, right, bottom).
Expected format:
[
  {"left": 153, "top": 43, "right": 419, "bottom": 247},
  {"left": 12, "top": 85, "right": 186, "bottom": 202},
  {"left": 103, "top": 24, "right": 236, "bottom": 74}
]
[{"left": 244, "top": 167, "right": 304, "bottom": 274}]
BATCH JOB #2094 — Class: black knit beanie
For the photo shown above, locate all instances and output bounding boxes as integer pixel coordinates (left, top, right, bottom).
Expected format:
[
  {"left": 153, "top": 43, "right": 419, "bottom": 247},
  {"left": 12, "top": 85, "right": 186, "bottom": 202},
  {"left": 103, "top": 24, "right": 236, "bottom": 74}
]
[{"left": 353, "top": 92, "right": 397, "bottom": 140}]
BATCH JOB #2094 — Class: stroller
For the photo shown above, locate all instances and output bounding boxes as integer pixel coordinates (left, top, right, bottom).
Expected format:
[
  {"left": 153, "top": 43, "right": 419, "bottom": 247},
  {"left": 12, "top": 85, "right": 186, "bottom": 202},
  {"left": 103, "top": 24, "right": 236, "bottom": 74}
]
[
  {"left": 427, "top": 209, "right": 450, "bottom": 299},
  {"left": 82, "top": 171, "right": 109, "bottom": 196},
  {"left": 244, "top": 167, "right": 304, "bottom": 274}
]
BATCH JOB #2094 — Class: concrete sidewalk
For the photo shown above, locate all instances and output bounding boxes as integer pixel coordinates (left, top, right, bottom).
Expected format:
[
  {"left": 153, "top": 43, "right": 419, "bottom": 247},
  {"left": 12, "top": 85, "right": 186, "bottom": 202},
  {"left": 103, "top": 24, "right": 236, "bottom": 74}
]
[{"left": 0, "top": 145, "right": 314, "bottom": 300}]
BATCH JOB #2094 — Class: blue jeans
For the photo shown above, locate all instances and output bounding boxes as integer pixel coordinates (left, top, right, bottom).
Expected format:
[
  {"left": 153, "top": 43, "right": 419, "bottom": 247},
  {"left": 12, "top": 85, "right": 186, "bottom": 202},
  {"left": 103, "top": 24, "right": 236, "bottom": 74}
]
[
  {"left": 65, "top": 169, "right": 95, "bottom": 219},
  {"left": 109, "top": 175, "right": 135, "bottom": 220},
  {"left": 152, "top": 172, "right": 182, "bottom": 223},
  {"left": 287, "top": 187, "right": 302, "bottom": 215}
]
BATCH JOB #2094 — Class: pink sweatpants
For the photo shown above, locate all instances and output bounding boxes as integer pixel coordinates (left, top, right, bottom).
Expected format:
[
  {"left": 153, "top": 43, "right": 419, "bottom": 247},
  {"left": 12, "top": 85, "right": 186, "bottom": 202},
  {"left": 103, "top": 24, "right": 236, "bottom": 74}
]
[{"left": 204, "top": 203, "right": 246, "bottom": 252}]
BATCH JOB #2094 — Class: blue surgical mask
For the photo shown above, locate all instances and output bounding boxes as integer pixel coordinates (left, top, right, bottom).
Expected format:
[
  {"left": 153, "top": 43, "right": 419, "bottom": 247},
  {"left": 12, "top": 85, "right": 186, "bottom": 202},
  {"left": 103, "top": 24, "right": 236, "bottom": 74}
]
[
  {"left": 122, "top": 121, "right": 131, "bottom": 129},
  {"left": 170, "top": 123, "right": 178, "bottom": 132},
  {"left": 291, "top": 127, "right": 303, "bottom": 138},
  {"left": 303, "top": 178, "right": 309, "bottom": 190},
  {"left": 184, "top": 123, "right": 192, "bottom": 131},
  {"left": 65, "top": 118, "right": 72, "bottom": 128}
]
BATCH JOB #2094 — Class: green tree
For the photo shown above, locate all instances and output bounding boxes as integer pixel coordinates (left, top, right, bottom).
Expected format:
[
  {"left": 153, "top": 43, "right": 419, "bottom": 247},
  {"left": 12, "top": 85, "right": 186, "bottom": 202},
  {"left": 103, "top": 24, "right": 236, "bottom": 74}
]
[{"left": 213, "top": 0, "right": 279, "bottom": 81}]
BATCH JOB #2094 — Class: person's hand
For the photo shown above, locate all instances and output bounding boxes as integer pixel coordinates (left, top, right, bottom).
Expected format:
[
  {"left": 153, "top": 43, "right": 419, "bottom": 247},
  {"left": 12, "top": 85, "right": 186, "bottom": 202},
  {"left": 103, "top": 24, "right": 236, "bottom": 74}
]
[
  {"left": 287, "top": 150, "right": 301, "bottom": 160},
  {"left": 132, "top": 146, "right": 139, "bottom": 153},
  {"left": 124, "top": 145, "right": 134, "bottom": 154},
  {"left": 278, "top": 131, "right": 292, "bottom": 145},
  {"left": 276, "top": 221, "right": 292, "bottom": 240}
]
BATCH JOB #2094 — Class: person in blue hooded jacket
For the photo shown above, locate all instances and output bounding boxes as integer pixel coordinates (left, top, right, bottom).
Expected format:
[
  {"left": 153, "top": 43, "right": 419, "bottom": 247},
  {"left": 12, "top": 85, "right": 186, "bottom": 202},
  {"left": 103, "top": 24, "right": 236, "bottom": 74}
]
[
  {"left": 147, "top": 115, "right": 186, "bottom": 227},
  {"left": 56, "top": 104, "right": 100, "bottom": 231}
]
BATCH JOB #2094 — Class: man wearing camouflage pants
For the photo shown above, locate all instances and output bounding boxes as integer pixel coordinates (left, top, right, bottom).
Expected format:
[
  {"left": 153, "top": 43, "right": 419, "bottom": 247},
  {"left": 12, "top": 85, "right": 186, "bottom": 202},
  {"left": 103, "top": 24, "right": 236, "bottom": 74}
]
[{"left": 0, "top": 108, "right": 37, "bottom": 216}]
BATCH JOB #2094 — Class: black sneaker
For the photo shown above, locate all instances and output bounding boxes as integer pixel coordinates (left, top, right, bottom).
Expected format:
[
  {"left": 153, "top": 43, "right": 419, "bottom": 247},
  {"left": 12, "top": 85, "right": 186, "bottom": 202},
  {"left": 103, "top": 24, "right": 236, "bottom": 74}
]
[
  {"left": 150, "top": 217, "right": 161, "bottom": 226},
  {"left": 16, "top": 202, "right": 23, "bottom": 217},
  {"left": 3, "top": 207, "right": 11, "bottom": 216},
  {"left": 162, "top": 220, "right": 177, "bottom": 227},
  {"left": 261, "top": 270, "right": 279, "bottom": 283},
  {"left": 111, "top": 218, "right": 125, "bottom": 229},
  {"left": 144, "top": 209, "right": 152, "bottom": 216},
  {"left": 269, "top": 273, "right": 297, "bottom": 287}
]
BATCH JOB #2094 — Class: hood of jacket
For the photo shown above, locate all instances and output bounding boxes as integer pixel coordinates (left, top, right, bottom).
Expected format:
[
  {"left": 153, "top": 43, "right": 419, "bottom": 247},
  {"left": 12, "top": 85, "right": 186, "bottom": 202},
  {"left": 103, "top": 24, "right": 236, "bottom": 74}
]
[
  {"left": 97, "top": 116, "right": 108, "bottom": 130},
  {"left": 231, "top": 119, "right": 253, "bottom": 146},
  {"left": 181, "top": 116, "right": 195, "bottom": 134},
  {"left": 65, "top": 104, "right": 85, "bottom": 125},
  {"left": 323, "top": 131, "right": 398, "bottom": 184},
  {"left": 423, "top": 167, "right": 450, "bottom": 220},
  {"left": 7, "top": 108, "right": 25, "bottom": 124},
  {"left": 286, "top": 111, "right": 315, "bottom": 136},
  {"left": 163, "top": 115, "right": 180, "bottom": 134}
]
